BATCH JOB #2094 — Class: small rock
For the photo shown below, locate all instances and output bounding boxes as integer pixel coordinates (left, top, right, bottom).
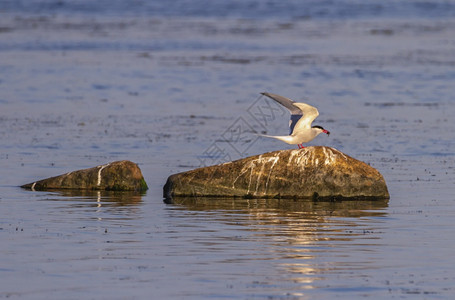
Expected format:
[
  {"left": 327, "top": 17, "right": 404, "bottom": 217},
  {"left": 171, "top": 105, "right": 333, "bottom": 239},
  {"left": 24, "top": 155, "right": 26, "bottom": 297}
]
[
  {"left": 22, "top": 160, "right": 148, "bottom": 192},
  {"left": 164, "top": 146, "right": 389, "bottom": 200}
]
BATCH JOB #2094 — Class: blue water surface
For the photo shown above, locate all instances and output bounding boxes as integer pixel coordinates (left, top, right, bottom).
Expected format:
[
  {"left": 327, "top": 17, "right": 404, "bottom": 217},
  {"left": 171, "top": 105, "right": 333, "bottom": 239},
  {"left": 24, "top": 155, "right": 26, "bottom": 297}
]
[
  {"left": 1, "top": 0, "right": 455, "bottom": 299},
  {"left": 2, "top": 0, "right": 455, "bottom": 19}
]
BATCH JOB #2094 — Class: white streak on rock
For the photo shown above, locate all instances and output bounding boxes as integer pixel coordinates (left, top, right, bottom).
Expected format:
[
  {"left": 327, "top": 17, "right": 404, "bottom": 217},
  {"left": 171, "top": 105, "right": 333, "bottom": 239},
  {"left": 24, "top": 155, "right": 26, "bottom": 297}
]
[
  {"left": 31, "top": 182, "right": 36, "bottom": 191},
  {"left": 322, "top": 147, "right": 329, "bottom": 163},
  {"left": 97, "top": 163, "right": 110, "bottom": 186},
  {"left": 291, "top": 148, "right": 312, "bottom": 170},
  {"left": 232, "top": 165, "right": 250, "bottom": 188},
  {"left": 339, "top": 151, "right": 348, "bottom": 161},
  {"left": 287, "top": 150, "right": 300, "bottom": 167},
  {"left": 265, "top": 155, "right": 280, "bottom": 192},
  {"left": 254, "top": 160, "right": 267, "bottom": 195},
  {"left": 323, "top": 147, "right": 336, "bottom": 165},
  {"left": 330, "top": 147, "right": 348, "bottom": 160},
  {"left": 236, "top": 154, "right": 283, "bottom": 194},
  {"left": 246, "top": 155, "right": 262, "bottom": 193}
]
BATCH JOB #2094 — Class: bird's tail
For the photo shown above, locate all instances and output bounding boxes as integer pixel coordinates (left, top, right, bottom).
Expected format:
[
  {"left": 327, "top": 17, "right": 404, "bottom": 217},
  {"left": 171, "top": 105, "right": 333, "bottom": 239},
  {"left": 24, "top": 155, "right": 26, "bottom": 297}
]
[{"left": 257, "top": 133, "right": 294, "bottom": 145}]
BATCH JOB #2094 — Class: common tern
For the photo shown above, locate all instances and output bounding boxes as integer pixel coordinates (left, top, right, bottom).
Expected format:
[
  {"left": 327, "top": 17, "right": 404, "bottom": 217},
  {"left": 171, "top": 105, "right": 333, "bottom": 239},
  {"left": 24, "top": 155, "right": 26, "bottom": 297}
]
[{"left": 260, "top": 92, "right": 330, "bottom": 149}]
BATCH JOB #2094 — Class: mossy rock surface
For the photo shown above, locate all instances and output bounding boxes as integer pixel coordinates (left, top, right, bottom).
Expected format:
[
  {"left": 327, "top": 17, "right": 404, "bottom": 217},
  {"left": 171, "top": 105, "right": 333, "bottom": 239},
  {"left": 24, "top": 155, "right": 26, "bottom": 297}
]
[
  {"left": 164, "top": 146, "right": 389, "bottom": 200},
  {"left": 22, "top": 160, "right": 148, "bottom": 192}
]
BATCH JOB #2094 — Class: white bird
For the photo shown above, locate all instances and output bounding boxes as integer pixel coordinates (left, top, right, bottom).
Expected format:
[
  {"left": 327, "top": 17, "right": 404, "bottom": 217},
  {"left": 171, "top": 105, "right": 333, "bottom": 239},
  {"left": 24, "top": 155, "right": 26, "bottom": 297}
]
[{"left": 259, "top": 92, "right": 330, "bottom": 149}]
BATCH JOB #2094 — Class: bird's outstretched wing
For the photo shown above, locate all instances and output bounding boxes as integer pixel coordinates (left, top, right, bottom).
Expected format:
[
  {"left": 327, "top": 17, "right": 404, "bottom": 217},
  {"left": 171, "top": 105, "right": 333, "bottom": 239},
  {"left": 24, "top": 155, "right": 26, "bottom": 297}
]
[
  {"left": 261, "top": 92, "right": 319, "bottom": 135},
  {"left": 261, "top": 92, "right": 302, "bottom": 115},
  {"left": 291, "top": 102, "right": 319, "bottom": 134},
  {"left": 261, "top": 92, "right": 303, "bottom": 134}
]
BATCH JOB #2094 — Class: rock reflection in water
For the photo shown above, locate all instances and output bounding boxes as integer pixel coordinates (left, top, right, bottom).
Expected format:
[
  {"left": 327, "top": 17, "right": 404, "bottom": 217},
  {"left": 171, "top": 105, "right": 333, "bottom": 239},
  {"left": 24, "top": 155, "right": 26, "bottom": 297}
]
[
  {"left": 166, "top": 197, "right": 388, "bottom": 291},
  {"left": 165, "top": 197, "right": 388, "bottom": 216},
  {"left": 49, "top": 189, "right": 145, "bottom": 206},
  {"left": 38, "top": 190, "right": 145, "bottom": 222}
]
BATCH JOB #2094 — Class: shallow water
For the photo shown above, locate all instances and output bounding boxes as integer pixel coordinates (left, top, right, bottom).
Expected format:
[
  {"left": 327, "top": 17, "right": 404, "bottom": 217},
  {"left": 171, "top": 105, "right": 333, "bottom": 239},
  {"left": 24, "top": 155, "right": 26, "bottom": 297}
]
[{"left": 1, "top": 1, "right": 455, "bottom": 299}]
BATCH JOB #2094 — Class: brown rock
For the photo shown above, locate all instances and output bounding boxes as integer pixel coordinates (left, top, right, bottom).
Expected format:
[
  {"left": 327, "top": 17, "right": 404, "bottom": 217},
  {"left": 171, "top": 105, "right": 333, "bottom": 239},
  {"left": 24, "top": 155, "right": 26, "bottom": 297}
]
[
  {"left": 164, "top": 146, "right": 389, "bottom": 200},
  {"left": 22, "top": 160, "right": 148, "bottom": 192}
]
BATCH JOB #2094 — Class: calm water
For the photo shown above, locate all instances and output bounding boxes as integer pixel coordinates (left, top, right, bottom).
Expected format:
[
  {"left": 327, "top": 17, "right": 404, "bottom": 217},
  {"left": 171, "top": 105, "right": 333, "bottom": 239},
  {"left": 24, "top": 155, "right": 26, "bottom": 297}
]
[{"left": 1, "top": 1, "right": 455, "bottom": 299}]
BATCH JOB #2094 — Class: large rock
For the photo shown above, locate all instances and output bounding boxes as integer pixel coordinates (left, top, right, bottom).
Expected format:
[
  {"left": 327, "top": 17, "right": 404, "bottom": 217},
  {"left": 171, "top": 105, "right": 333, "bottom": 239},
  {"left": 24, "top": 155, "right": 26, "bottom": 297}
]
[
  {"left": 22, "top": 160, "right": 148, "bottom": 192},
  {"left": 164, "top": 146, "right": 389, "bottom": 200}
]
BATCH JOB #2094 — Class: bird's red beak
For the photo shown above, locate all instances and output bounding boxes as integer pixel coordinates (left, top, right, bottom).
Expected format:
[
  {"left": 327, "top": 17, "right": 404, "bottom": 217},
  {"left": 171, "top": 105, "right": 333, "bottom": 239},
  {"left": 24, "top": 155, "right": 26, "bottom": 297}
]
[{"left": 323, "top": 130, "right": 330, "bottom": 136}]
